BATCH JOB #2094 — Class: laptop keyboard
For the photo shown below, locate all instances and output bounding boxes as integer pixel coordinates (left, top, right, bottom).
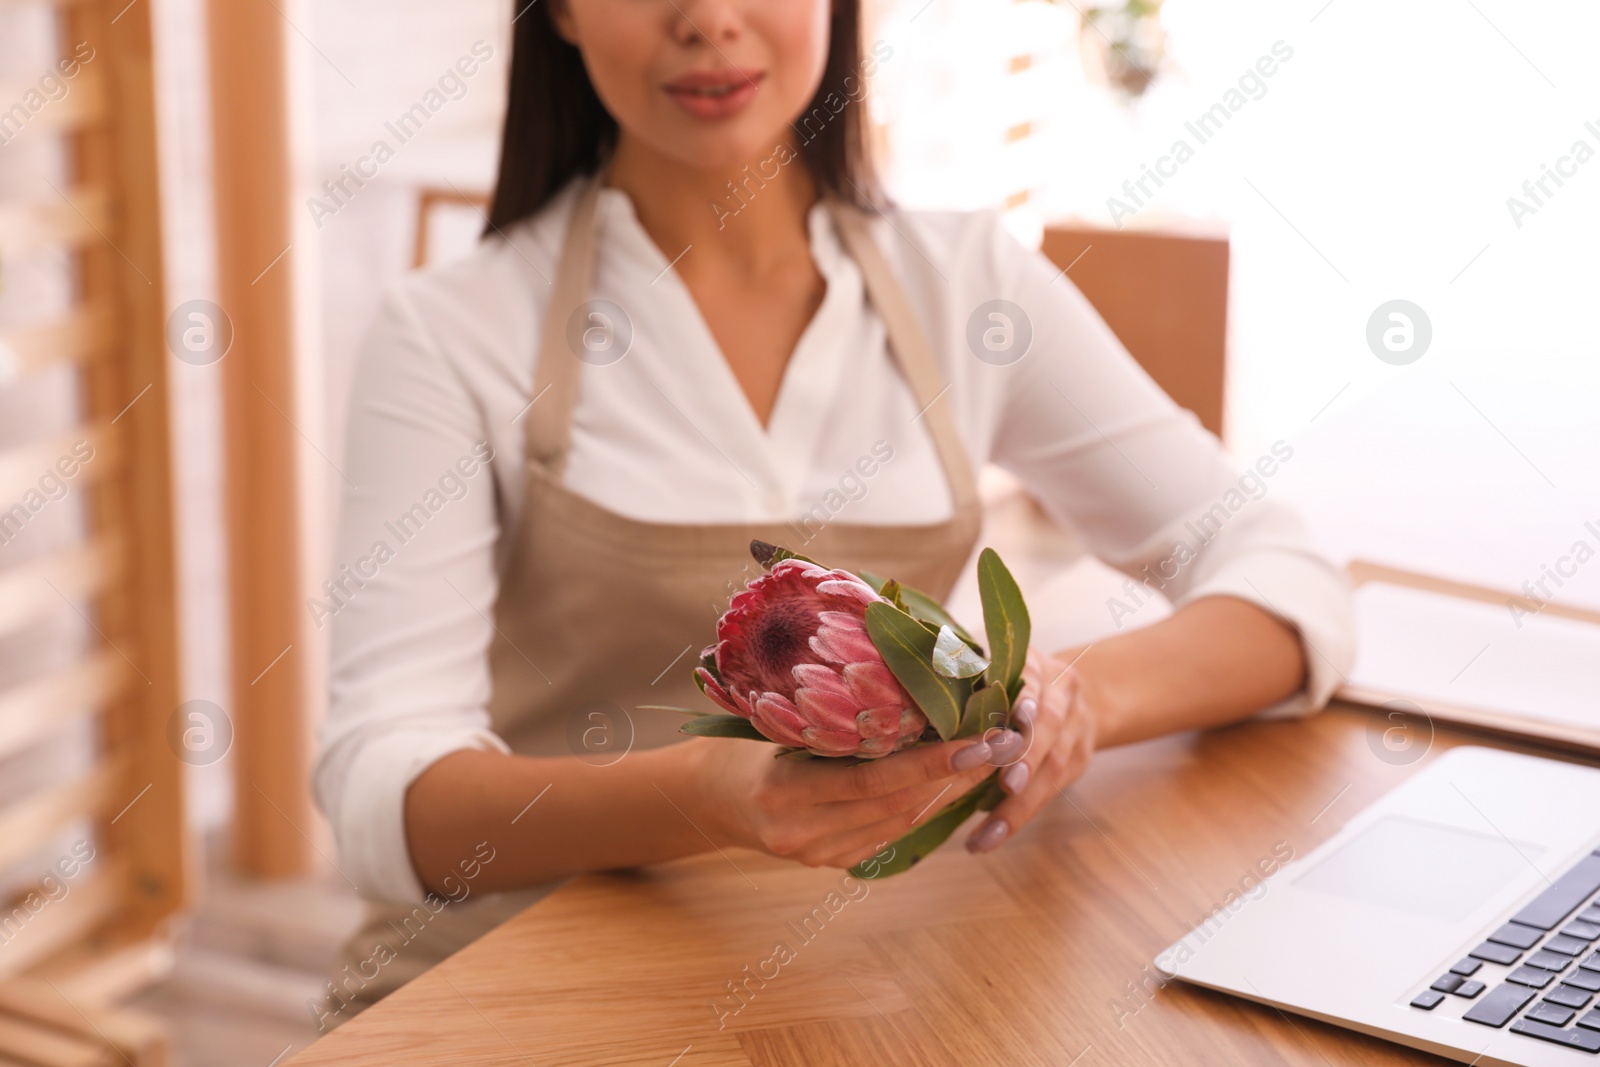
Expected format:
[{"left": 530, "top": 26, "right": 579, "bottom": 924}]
[{"left": 1409, "top": 849, "right": 1600, "bottom": 1053}]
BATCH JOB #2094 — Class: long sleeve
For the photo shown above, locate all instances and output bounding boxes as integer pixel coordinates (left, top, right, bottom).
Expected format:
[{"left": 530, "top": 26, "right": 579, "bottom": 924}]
[
  {"left": 314, "top": 282, "right": 512, "bottom": 903},
  {"left": 982, "top": 220, "right": 1355, "bottom": 714}
]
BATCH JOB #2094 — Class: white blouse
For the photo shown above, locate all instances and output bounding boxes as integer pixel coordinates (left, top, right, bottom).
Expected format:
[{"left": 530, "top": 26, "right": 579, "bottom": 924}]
[{"left": 316, "top": 180, "right": 1356, "bottom": 902}]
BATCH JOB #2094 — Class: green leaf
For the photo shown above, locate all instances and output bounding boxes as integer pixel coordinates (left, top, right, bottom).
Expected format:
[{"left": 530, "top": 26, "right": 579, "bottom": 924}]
[
  {"left": 849, "top": 775, "right": 1003, "bottom": 880},
  {"left": 637, "top": 704, "right": 703, "bottom": 716},
  {"left": 958, "top": 682, "right": 1008, "bottom": 739},
  {"left": 749, "top": 540, "right": 818, "bottom": 570},
  {"left": 864, "top": 602, "right": 971, "bottom": 741},
  {"left": 698, "top": 646, "right": 720, "bottom": 680},
  {"left": 932, "top": 625, "right": 988, "bottom": 680},
  {"left": 877, "top": 578, "right": 909, "bottom": 612},
  {"left": 977, "top": 548, "right": 1030, "bottom": 696},
  {"left": 859, "top": 570, "right": 984, "bottom": 653},
  {"left": 677, "top": 714, "right": 771, "bottom": 741}
]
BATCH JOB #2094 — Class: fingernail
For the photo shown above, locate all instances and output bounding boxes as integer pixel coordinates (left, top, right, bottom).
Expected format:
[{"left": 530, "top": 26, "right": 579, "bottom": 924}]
[
  {"left": 987, "top": 730, "right": 1026, "bottom": 764},
  {"left": 1002, "top": 762, "right": 1030, "bottom": 793},
  {"left": 952, "top": 741, "right": 992, "bottom": 770},
  {"left": 967, "top": 818, "right": 1010, "bottom": 853},
  {"left": 1015, "top": 697, "right": 1038, "bottom": 728}
]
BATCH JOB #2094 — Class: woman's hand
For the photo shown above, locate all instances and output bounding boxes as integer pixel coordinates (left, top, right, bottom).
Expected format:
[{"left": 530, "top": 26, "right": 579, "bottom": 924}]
[
  {"left": 964, "top": 646, "right": 1098, "bottom": 854},
  {"left": 684, "top": 730, "right": 1008, "bottom": 870}
]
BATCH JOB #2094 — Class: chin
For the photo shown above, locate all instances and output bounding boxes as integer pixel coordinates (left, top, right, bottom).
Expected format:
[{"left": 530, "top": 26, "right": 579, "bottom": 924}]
[{"left": 646, "top": 126, "right": 793, "bottom": 175}]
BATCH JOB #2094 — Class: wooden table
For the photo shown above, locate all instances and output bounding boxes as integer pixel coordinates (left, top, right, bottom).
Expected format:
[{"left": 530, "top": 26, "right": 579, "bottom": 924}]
[{"left": 287, "top": 706, "right": 1588, "bottom": 1066}]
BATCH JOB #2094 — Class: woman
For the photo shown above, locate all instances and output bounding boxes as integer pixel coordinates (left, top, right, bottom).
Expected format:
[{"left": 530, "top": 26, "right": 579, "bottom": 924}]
[{"left": 313, "top": 0, "right": 1352, "bottom": 1020}]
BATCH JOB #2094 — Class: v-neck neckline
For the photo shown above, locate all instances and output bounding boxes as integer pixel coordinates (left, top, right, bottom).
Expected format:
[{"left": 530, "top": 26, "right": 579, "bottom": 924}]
[{"left": 596, "top": 189, "right": 862, "bottom": 504}]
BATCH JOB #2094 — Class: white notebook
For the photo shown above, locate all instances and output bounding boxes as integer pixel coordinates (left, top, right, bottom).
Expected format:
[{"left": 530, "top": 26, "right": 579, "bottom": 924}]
[{"left": 1342, "top": 580, "right": 1600, "bottom": 749}]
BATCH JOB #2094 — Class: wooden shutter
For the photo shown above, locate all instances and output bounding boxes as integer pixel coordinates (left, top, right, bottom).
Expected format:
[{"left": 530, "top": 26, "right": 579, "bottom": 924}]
[{"left": 0, "top": 0, "right": 187, "bottom": 996}]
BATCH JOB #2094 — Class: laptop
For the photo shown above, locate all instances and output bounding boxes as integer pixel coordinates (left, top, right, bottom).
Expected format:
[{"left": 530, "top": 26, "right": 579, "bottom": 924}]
[{"left": 1156, "top": 746, "right": 1600, "bottom": 1065}]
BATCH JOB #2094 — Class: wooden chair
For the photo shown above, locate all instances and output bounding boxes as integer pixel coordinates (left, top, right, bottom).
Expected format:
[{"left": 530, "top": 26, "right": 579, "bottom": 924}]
[{"left": 1040, "top": 223, "right": 1231, "bottom": 439}]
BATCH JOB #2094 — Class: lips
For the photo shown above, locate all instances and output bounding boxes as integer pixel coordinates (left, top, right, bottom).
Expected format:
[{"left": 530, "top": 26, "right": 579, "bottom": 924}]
[{"left": 664, "top": 68, "right": 763, "bottom": 120}]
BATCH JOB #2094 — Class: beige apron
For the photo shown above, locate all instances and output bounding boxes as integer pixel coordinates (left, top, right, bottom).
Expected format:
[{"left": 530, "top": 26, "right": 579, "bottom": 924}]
[{"left": 322, "top": 178, "right": 982, "bottom": 1026}]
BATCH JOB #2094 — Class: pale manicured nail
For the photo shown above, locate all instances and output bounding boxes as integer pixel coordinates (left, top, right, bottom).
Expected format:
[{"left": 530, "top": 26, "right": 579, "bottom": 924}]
[
  {"left": 967, "top": 818, "right": 1010, "bottom": 853},
  {"left": 952, "top": 741, "right": 992, "bottom": 770},
  {"left": 1015, "top": 697, "right": 1038, "bottom": 728},
  {"left": 987, "top": 730, "right": 1026, "bottom": 764},
  {"left": 1002, "top": 762, "right": 1030, "bottom": 794}
]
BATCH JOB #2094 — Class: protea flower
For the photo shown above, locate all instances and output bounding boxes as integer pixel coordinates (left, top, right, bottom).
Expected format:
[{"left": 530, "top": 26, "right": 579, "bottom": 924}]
[{"left": 695, "top": 559, "right": 928, "bottom": 758}]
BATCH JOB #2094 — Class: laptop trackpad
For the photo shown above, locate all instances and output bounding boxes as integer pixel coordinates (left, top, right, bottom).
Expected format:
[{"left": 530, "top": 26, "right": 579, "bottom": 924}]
[{"left": 1292, "top": 815, "right": 1542, "bottom": 922}]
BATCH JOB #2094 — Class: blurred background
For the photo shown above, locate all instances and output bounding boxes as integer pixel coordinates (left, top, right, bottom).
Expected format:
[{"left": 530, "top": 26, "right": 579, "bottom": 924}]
[{"left": 0, "top": 0, "right": 1597, "bottom": 1063}]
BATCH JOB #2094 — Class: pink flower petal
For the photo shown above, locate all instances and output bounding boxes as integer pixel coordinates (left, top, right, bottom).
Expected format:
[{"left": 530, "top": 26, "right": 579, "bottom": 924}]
[
  {"left": 856, "top": 735, "right": 897, "bottom": 758},
  {"left": 842, "top": 661, "right": 904, "bottom": 708},
  {"left": 855, "top": 705, "right": 902, "bottom": 736},
  {"left": 817, "top": 578, "right": 878, "bottom": 605},
  {"left": 751, "top": 693, "right": 808, "bottom": 747},
  {"left": 794, "top": 683, "right": 861, "bottom": 733},
  {"left": 809, "top": 622, "right": 880, "bottom": 665},
  {"left": 792, "top": 663, "right": 852, "bottom": 698},
  {"left": 800, "top": 726, "right": 862, "bottom": 757},
  {"left": 818, "top": 610, "right": 866, "bottom": 632},
  {"left": 696, "top": 668, "right": 746, "bottom": 717}
]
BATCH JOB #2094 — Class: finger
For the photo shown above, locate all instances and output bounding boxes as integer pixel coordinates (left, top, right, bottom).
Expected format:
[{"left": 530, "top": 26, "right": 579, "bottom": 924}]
[
  {"left": 964, "top": 648, "right": 1051, "bottom": 773},
  {"left": 996, "top": 669, "right": 1075, "bottom": 791},
  {"left": 812, "top": 771, "right": 985, "bottom": 870},
  {"left": 810, "top": 763, "right": 995, "bottom": 857},
  {"left": 966, "top": 684, "right": 1094, "bottom": 851},
  {"left": 818, "top": 760, "right": 992, "bottom": 827},
  {"left": 1012, "top": 650, "right": 1040, "bottom": 710},
  {"left": 969, "top": 709, "right": 1094, "bottom": 853},
  {"left": 812, "top": 737, "right": 991, "bottom": 802},
  {"left": 1005, "top": 645, "right": 1051, "bottom": 732}
]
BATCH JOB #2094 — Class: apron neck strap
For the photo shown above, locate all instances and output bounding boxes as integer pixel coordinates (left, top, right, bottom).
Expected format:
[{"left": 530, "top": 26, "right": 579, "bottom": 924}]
[
  {"left": 526, "top": 178, "right": 604, "bottom": 474},
  {"left": 524, "top": 180, "right": 979, "bottom": 514},
  {"left": 826, "top": 201, "right": 978, "bottom": 513}
]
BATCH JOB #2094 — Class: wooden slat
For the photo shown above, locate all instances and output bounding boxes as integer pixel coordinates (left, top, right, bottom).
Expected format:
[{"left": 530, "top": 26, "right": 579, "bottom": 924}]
[
  {"left": 0, "top": 427, "right": 116, "bottom": 505},
  {"left": 413, "top": 187, "right": 490, "bottom": 269},
  {"left": 0, "top": 654, "right": 126, "bottom": 764},
  {"left": 0, "top": 1012, "right": 112, "bottom": 1067},
  {"left": 0, "top": 186, "right": 111, "bottom": 261},
  {"left": 0, "top": 68, "right": 106, "bottom": 143},
  {"left": 24, "top": 936, "right": 174, "bottom": 1008},
  {"left": 1003, "top": 120, "right": 1034, "bottom": 143},
  {"left": 0, "top": 979, "right": 166, "bottom": 1067},
  {"left": 0, "top": 538, "right": 120, "bottom": 643},
  {"left": 0, "top": 867, "right": 122, "bottom": 982},
  {"left": 70, "top": 0, "right": 190, "bottom": 939},
  {"left": 0, "top": 308, "right": 112, "bottom": 386},
  {"left": 0, "top": 760, "right": 124, "bottom": 872}
]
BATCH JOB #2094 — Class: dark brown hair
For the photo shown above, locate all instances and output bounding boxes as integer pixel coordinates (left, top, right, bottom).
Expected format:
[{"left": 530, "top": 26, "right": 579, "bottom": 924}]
[{"left": 484, "top": 0, "right": 880, "bottom": 234}]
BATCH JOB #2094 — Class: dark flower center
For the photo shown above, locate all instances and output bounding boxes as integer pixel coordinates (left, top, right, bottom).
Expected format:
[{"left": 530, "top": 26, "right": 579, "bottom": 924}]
[{"left": 748, "top": 600, "right": 821, "bottom": 690}]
